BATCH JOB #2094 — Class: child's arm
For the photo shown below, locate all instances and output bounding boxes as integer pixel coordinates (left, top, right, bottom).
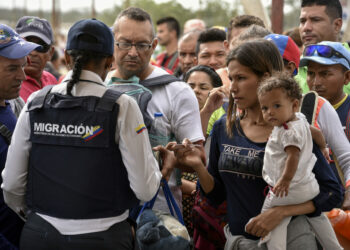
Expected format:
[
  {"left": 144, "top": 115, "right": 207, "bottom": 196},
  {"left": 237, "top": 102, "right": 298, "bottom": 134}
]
[
  {"left": 273, "top": 146, "right": 300, "bottom": 197},
  {"left": 309, "top": 125, "right": 331, "bottom": 162}
]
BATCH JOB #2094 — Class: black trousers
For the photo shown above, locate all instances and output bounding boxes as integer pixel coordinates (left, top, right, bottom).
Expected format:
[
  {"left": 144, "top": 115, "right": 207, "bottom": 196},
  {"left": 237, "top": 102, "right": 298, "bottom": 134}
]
[{"left": 20, "top": 213, "right": 134, "bottom": 250}]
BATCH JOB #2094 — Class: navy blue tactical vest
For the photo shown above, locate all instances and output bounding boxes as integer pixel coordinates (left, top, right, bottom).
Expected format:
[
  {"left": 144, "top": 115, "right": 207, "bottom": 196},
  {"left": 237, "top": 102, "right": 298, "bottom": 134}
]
[{"left": 26, "top": 86, "right": 139, "bottom": 219}]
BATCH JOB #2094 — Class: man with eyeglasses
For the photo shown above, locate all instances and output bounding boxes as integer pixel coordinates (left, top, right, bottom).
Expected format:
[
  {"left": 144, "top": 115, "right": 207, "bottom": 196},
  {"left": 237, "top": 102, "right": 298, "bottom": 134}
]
[
  {"left": 300, "top": 41, "right": 350, "bottom": 211},
  {"left": 110, "top": 7, "right": 204, "bottom": 216},
  {"left": 0, "top": 23, "right": 40, "bottom": 249},
  {"left": 15, "top": 16, "right": 57, "bottom": 102}
]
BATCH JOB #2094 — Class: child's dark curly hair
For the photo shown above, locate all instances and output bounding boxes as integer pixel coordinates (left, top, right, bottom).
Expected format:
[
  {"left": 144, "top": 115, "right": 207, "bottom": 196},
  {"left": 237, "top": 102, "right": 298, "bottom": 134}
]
[{"left": 257, "top": 73, "right": 302, "bottom": 101}]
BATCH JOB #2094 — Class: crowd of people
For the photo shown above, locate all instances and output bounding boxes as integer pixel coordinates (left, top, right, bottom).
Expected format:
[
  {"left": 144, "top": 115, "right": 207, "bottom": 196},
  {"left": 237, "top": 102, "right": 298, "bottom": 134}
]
[{"left": 0, "top": 0, "right": 350, "bottom": 249}]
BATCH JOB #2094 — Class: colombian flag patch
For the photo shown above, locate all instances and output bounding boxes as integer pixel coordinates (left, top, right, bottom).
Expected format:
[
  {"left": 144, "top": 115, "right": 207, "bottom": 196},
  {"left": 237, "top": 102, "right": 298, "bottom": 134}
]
[
  {"left": 135, "top": 123, "right": 146, "bottom": 134},
  {"left": 82, "top": 126, "right": 104, "bottom": 141}
]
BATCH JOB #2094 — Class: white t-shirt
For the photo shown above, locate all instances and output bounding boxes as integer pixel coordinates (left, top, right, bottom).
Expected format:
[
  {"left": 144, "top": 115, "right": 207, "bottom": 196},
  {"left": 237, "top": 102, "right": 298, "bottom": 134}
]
[
  {"left": 145, "top": 67, "right": 204, "bottom": 212},
  {"left": 316, "top": 96, "right": 350, "bottom": 182}
]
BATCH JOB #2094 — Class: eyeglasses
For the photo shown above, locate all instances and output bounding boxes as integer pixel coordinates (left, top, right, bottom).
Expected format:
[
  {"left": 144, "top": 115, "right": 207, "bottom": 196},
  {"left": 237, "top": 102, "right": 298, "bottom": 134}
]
[
  {"left": 115, "top": 42, "right": 152, "bottom": 52},
  {"left": 303, "top": 44, "right": 350, "bottom": 65}
]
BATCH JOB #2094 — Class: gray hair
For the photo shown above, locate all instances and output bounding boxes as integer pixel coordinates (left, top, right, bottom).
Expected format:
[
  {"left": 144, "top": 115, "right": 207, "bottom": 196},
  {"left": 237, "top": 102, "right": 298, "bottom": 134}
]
[
  {"left": 113, "top": 7, "right": 155, "bottom": 38},
  {"left": 237, "top": 25, "right": 271, "bottom": 42}
]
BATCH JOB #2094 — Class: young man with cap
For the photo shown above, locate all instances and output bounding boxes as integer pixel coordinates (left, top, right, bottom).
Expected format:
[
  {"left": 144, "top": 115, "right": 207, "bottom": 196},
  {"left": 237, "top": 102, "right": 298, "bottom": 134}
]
[
  {"left": 265, "top": 34, "right": 301, "bottom": 77},
  {"left": 2, "top": 19, "right": 161, "bottom": 249},
  {"left": 15, "top": 16, "right": 57, "bottom": 102},
  {"left": 0, "top": 24, "right": 40, "bottom": 249},
  {"left": 300, "top": 41, "right": 350, "bottom": 210}
]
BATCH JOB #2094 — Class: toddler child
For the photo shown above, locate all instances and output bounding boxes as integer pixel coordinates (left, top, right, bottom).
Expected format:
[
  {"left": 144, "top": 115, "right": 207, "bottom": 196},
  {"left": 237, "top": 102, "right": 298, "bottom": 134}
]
[{"left": 254, "top": 74, "right": 342, "bottom": 250}]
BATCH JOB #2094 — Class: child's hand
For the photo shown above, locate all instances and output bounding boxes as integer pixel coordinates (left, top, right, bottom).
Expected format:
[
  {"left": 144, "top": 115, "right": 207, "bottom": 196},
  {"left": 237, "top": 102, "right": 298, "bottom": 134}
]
[
  {"left": 273, "top": 178, "right": 290, "bottom": 197},
  {"left": 321, "top": 147, "right": 331, "bottom": 163}
]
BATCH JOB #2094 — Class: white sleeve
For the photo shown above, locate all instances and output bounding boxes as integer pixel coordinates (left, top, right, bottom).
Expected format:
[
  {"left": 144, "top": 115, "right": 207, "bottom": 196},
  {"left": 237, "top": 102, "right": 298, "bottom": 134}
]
[
  {"left": 1, "top": 103, "right": 32, "bottom": 214},
  {"left": 280, "top": 126, "right": 303, "bottom": 150},
  {"left": 171, "top": 84, "right": 205, "bottom": 143},
  {"left": 116, "top": 95, "right": 162, "bottom": 201},
  {"left": 317, "top": 98, "right": 350, "bottom": 182}
]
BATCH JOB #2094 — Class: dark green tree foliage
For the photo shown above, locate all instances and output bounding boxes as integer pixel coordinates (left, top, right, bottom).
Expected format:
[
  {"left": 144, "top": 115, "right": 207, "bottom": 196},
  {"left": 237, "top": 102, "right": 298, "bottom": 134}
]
[{"left": 97, "top": 0, "right": 237, "bottom": 33}]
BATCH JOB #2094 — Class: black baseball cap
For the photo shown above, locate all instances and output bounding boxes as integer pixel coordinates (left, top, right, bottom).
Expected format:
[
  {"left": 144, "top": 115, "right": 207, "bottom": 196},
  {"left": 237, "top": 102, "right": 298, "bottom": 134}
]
[
  {"left": 66, "top": 18, "right": 114, "bottom": 56},
  {"left": 15, "top": 16, "right": 54, "bottom": 45}
]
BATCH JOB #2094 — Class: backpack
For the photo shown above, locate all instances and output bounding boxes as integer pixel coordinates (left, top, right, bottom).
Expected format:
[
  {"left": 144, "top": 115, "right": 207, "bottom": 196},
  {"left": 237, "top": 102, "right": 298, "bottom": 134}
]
[
  {"left": 108, "top": 74, "right": 179, "bottom": 130},
  {"left": 300, "top": 91, "right": 318, "bottom": 125},
  {"left": 300, "top": 91, "right": 345, "bottom": 187}
]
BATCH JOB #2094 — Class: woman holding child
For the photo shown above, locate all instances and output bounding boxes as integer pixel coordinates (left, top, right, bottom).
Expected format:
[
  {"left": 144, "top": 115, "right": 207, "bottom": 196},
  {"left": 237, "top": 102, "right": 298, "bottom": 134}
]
[{"left": 170, "top": 39, "right": 343, "bottom": 249}]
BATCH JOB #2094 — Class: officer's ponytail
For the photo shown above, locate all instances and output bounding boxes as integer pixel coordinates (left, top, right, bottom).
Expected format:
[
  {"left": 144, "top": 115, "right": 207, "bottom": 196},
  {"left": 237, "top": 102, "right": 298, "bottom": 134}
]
[
  {"left": 65, "top": 49, "right": 107, "bottom": 96},
  {"left": 66, "top": 51, "right": 88, "bottom": 96},
  {"left": 65, "top": 31, "right": 111, "bottom": 96}
]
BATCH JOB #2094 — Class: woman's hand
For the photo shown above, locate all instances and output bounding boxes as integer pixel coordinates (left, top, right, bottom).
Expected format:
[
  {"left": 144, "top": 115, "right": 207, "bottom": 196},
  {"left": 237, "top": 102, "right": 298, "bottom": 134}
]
[
  {"left": 169, "top": 139, "right": 215, "bottom": 194},
  {"left": 245, "top": 206, "right": 286, "bottom": 238},
  {"left": 202, "top": 86, "right": 229, "bottom": 114},
  {"left": 168, "top": 139, "right": 206, "bottom": 172}
]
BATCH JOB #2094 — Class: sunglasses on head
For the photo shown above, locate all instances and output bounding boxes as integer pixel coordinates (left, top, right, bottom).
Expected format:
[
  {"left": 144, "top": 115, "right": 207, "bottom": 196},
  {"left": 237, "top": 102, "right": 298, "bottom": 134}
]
[{"left": 303, "top": 44, "right": 350, "bottom": 65}]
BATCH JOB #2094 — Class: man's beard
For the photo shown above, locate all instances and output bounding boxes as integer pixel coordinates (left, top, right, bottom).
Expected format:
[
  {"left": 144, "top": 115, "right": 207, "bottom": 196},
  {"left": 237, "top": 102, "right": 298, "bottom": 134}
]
[{"left": 117, "top": 61, "right": 147, "bottom": 79}]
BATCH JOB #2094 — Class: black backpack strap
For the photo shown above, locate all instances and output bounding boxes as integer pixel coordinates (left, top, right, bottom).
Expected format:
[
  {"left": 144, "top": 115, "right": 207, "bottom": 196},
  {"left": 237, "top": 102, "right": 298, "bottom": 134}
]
[
  {"left": 140, "top": 75, "right": 179, "bottom": 88},
  {"left": 27, "top": 85, "right": 55, "bottom": 111},
  {"left": 300, "top": 91, "right": 318, "bottom": 125},
  {"left": 0, "top": 122, "right": 12, "bottom": 145},
  {"left": 95, "top": 88, "right": 123, "bottom": 112}
]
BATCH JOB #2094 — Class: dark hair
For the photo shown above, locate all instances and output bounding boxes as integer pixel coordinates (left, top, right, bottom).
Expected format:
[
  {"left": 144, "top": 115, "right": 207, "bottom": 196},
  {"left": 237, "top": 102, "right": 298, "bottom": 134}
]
[
  {"left": 283, "top": 27, "right": 302, "bottom": 47},
  {"left": 51, "top": 48, "right": 59, "bottom": 62},
  {"left": 184, "top": 65, "right": 223, "bottom": 88},
  {"left": 66, "top": 34, "right": 110, "bottom": 96},
  {"left": 195, "top": 28, "right": 226, "bottom": 55},
  {"left": 258, "top": 73, "right": 302, "bottom": 102},
  {"left": 226, "top": 39, "right": 283, "bottom": 77},
  {"left": 225, "top": 39, "right": 283, "bottom": 136},
  {"left": 156, "top": 16, "right": 180, "bottom": 39},
  {"left": 113, "top": 7, "right": 155, "bottom": 38},
  {"left": 301, "top": 0, "right": 342, "bottom": 20},
  {"left": 227, "top": 15, "right": 265, "bottom": 41}
]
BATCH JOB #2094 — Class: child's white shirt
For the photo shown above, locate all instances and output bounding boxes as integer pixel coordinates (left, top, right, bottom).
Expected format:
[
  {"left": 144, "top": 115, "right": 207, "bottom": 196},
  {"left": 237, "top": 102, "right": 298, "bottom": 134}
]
[{"left": 262, "top": 112, "right": 317, "bottom": 189}]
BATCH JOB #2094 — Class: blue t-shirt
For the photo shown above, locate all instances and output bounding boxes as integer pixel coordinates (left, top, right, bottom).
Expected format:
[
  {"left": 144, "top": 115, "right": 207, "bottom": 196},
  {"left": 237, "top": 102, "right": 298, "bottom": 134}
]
[
  {"left": 335, "top": 95, "right": 350, "bottom": 141},
  {"left": 204, "top": 116, "right": 343, "bottom": 239},
  {"left": 0, "top": 103, "right": 16, "bottom": 177},
  {"left": 205, "top": 117, "right": 267, "bottom": 239},
  {"left": 0, "top": 102, "right": 23, "bottom": 248}
]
